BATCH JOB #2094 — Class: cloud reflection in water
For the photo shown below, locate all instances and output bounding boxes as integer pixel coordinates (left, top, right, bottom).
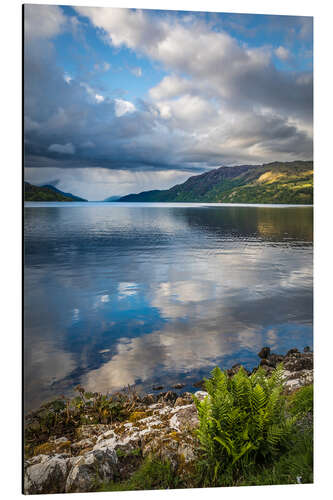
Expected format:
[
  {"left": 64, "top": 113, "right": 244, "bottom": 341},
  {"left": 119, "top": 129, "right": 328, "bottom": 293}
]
[{"left": 24, "top": 204, "right": 313, "bottom": 409}]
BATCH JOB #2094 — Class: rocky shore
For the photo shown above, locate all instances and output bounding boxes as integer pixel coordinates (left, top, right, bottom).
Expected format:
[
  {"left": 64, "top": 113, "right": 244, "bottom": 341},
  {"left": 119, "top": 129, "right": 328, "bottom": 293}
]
[{"left": 24, "top": 346, "right": 313, "bottom": 494}]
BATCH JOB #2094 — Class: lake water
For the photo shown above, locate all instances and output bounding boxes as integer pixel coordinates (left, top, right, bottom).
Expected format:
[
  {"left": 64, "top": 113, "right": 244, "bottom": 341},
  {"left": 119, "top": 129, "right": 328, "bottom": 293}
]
[{"left": 24, "top": 202, "right": 313, "bottom": 411}]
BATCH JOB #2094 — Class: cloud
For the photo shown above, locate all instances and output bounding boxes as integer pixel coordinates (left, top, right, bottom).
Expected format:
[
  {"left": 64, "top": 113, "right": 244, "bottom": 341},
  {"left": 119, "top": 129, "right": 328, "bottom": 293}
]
[
  {"left": 130, "top": 66, "right": 142, "bottom": 77},
  {"left": 75, "top": 7, "right": 166, "bottom": 50},
  {"left": 25, "top": 116, "right": 40, "bottom": 132},
  {"left": 95, "top": 94, "right": 104, "bottom": 103},
  {"left": 63, "top": 73, "right": 73, "bottom": 84},
  {"left": 24, "top": 4, "right": 67, "bottom": 40},
  {"left": 94, "top": 62, "right": 111, "bottom": 72},
  {"left": 80, "top": 82, "right": 105, "bottom": 103},
  {"left": 275, "top": 45, "right": 291, "bottom": 61},
  {"left": 24, "top": 6, "right": 313, "bottom": 198},
  {"left": 149, "top": 75, "right": 192, "bottom": 100},
  {"left": 24, "top": 166, "right": 192, "bottom": 200},
  {"left": 48, "top": 142, "right": 76, "bottom": 154},
  {"left": 75, "top": 8, "right": 311, "bottom": 111},
  {"left": 75, "top": 7, "right": 313, "bottom": 142},
  {"left": 81, "top": 140, "right": 95, "bottom": 148},
  {"left": 24, "top": 202, "right": 312, "bottom": 404},
  {"left": 299, "top": 17, "right": 313, "bottom": 40},
  {"left": 43, "top": 178, "right": 60, "bottom": 187},
  {"left": 80, "top": 241, "right": 312, "bottom": 393},
  {"left": 114, "top": 99, "right": 136, "bottom": 117}
]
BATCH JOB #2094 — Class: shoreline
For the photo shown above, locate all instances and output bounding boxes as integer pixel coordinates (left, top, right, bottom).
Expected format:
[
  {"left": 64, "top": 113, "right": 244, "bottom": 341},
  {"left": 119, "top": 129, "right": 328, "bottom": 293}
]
[
  {"left": 25, "top": 201, "right": 314, "bottom": 207},
  {"left": 24, "top": 345, "right": 313, "bottom": 494},
  {"left": 24, "top": 341, "right": 314, "bottom": 416}
]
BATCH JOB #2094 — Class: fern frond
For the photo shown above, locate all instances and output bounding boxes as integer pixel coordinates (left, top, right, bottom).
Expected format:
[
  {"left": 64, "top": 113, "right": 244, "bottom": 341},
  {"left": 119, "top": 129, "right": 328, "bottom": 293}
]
[
  {"left": 231, "top": 441, "right": 254, "bottom": 465},
  {"left": 195, "top": 362, "right": 298, "bottom": 478},
  {"left": 214, "top": 434, "right": 233, "bottom": 456},
  {"left": 251, "top": 384, "right": 267, "bottom": 414}
]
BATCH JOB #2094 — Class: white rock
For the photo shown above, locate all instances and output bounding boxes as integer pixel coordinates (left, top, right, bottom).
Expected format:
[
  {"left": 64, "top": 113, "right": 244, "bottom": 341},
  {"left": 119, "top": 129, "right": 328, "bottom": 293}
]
[
  {"left": 94, "top": 437, "right": 116, "bottom": 451},
  {"left": 96, "top": 430, "right": 116, "bottom": 443},
  {"left": 194, "top": 391, "right": 209, "bottom": 401},
  {"left": 138, "top": 415, "right": 162, "bottom": 427},
  {"left": 169, "top": 404, "right": 199, "bottom": 432},
  {"left": 65, "top": 447, "right": 118, "bottom": 493},
  {"left": 54, "top": 436, "right": 70, "bottom": 445},
  {"left": 157, "top": 405, "right": 173, "bottom": 415},
  {"left": 24, "top": 454, "right": 71, "bottom": 494},
  {"left": 170, "top": 404, "right": 194, "bottom": 414}
]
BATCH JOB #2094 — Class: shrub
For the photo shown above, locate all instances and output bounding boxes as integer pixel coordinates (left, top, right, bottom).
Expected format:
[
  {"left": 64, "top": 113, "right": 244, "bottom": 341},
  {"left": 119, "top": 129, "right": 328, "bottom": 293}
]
[{"left": 193, "top": 364, "right": 296, "bottom": 485}]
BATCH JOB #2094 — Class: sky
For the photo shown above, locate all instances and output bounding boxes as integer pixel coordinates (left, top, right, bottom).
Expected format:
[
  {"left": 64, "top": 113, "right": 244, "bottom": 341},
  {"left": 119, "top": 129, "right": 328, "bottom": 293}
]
[{"left": 24, "top": 4, "right": 313, "bottom": 200}]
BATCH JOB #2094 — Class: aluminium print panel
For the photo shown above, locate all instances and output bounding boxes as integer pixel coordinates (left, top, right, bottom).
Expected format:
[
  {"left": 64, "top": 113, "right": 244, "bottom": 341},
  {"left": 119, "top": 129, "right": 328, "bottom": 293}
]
[{"left": 23, "top": 3, "right": 313, "bottom": 494}]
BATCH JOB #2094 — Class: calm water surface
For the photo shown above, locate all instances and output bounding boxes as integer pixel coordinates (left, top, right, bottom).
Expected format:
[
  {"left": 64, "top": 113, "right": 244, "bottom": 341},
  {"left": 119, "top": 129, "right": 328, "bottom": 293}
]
[{"left": 24, "top": 203, "right": 313, "bottom": 411}]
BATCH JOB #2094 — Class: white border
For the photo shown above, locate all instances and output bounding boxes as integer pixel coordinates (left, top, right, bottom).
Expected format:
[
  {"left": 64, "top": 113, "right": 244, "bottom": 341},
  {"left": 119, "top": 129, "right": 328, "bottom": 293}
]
[{"left": 1, "top": 1, "right": 332, "bottom": 499}]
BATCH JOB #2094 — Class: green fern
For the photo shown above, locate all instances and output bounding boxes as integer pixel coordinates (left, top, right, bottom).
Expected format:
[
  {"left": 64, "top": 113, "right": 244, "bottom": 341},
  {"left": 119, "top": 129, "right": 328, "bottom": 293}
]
[{"left": 193, "top": 364, "right": 296, "bottom": 484}]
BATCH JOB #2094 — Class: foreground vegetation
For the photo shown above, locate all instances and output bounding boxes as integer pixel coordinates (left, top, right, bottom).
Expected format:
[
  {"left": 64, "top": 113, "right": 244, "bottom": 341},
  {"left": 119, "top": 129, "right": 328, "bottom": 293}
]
[
  {"left": 100, "top": 365, "right": 313, "bottom": 490},
  {"left": 118, "top": 161, "right": 313, "bottom": 204},
  {"left": 24, "top": 347, "right": 313, "bottom": 493},
  {"left": 100, "top": 428, "right": 312, "bottom": 491},
  {"left": 24, "top": 386, "right": 138, "bottom": 458}
]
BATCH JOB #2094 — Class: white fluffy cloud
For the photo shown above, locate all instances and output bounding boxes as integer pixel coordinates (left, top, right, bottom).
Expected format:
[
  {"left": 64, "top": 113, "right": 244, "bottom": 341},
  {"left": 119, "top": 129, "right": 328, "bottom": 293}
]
[
  {"left": 75, "top": 7, "right": 313, "bottom": 165},
  {"left": 24, "top": 4, "right": 67, "bottom": 40},
  {"left": 114, "top": 99, "right": 136, "bottom": 117},
  {"left": 149, "top": 75, "right": 192, "bottom": 101},
  {"left": 75, "top": 7, "right": 166, "bottom": 50}
]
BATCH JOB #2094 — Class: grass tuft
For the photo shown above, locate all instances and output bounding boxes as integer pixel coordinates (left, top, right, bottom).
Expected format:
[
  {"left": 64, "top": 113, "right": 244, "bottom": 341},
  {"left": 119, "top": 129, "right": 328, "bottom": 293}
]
[{"left": 99, "top": 458, "right": 182, "bottom": 491}]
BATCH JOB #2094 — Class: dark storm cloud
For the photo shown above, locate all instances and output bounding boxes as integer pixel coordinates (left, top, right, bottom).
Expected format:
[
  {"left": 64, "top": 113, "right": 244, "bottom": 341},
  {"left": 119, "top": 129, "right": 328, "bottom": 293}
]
[
  {"left": 42, "top": 178, "right": 61, "bottom": 187},
  {"left": 24, "top": 36, "right": 197, "bottom": 173}
]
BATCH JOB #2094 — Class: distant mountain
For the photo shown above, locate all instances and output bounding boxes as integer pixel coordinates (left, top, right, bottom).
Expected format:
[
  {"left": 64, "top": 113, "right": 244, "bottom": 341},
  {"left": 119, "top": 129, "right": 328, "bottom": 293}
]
[
  {"left": 41, "top": 185, "right": 87, "bottom": 202},
  {"left": 24, "top": 182, "right": 87, "bottom": 202},
  {"left": 103, "top": 196, "right": 121, "bottom": 202},
  {"left": 118, "top": 161, "right": 313, "bottom": 204}
]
